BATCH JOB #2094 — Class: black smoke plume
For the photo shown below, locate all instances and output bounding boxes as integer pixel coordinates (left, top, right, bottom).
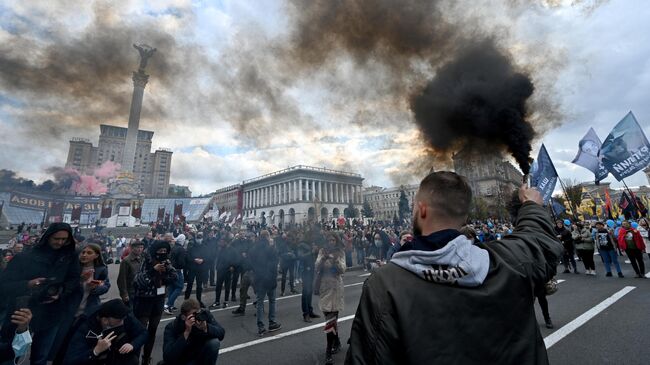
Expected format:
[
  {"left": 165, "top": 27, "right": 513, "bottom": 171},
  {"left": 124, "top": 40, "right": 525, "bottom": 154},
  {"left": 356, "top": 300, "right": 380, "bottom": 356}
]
[{"left": 410, "top": 41, "right": 535, "bottom": 174}]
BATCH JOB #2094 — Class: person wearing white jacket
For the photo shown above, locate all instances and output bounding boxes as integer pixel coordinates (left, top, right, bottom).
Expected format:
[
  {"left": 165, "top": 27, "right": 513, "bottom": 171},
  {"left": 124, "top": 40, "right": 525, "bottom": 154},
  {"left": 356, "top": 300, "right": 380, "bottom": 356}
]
[{"left": 638, "top": 218, "right": 650, "bottom": 261}]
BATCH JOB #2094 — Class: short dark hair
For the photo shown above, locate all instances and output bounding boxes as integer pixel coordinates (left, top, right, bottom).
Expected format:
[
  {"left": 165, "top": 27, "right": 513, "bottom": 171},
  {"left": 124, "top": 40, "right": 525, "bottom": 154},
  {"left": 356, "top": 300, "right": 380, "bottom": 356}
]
[
  {"left": 417, "top": 171, "right": 472, "bottom": 220},
  {"left": 181, "top": 298, "right": 201, "bottom": 315}
]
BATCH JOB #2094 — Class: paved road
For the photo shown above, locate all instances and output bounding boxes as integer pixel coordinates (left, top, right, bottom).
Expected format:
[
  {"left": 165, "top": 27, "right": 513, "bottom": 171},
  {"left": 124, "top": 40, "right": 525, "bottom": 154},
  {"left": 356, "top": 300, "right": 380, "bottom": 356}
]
[{"left": 101, "top": 254, "right": 650, "bottom": 364}]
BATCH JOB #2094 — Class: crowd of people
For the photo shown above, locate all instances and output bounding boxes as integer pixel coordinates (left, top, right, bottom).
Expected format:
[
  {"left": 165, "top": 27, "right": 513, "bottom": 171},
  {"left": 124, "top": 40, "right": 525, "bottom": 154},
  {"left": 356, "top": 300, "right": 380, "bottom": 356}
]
[{"left": 1, "top": 180, "right": 649, "bottom": 364}]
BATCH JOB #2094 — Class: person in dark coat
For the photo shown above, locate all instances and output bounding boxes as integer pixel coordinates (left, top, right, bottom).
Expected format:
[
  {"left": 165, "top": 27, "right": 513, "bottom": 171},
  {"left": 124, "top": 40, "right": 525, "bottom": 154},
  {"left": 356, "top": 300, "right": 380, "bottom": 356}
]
[
  {"left": 163, "top": 298, "right": 225, "bottom": 365},
  {"left": 133, "top": 240, "right": 177, "bottom": 365},
  {"left": 231, "top": 232, "right": 254, "bottom": 316},
  {"left": 0, "top": 222, "right": 81, "bottom": 365},
  {"left": 185, "top": 232, "right": 210, "bottom": 307},
  {"left": 346, "top": 172, "right": 563, "bottom": 365},
  {"left": 277, "top": 232, "right": 298, "bottom": 296},
  {"left": 211, "top": 235, "right": 237, "bottom": 308},
  {"left": 555, "top": 220, "right": 578, "bottom": 273},
  {"left": 63, "top": 299, "right": 147, "bottom": 365},
  {"left": 249, "top": 230, "right": 281, "bottom": 336},
  {"left": 296, "top": 232, "right": 320, "bottom": 322}
]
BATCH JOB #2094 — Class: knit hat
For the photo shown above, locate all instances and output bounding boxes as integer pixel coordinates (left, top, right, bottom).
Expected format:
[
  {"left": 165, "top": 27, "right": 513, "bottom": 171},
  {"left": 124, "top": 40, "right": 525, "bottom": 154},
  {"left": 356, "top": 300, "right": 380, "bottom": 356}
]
[{"left": 97, "top": 299, "right": 129, "bottom": 319}]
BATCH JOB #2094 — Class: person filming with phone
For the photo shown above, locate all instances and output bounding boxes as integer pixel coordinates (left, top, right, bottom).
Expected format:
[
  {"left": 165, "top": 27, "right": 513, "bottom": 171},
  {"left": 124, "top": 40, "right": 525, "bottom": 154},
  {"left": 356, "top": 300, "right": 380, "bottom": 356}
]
[{"left": 163, "top": 298, "right": 225, "bottom": 365}]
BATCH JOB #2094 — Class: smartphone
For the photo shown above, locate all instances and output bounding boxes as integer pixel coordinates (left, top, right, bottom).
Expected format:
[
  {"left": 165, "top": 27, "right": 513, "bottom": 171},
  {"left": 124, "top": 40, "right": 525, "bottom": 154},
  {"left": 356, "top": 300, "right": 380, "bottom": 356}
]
[{"left": 16, "top": 296, "right": 30, "bottom": 309}]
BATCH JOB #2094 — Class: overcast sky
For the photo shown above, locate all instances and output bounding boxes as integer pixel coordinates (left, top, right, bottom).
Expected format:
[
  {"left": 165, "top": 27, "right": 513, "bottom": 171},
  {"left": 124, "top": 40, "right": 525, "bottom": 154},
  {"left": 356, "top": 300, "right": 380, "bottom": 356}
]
[{"left": 1, "top": 0, "right": 649, "bottom": 195}]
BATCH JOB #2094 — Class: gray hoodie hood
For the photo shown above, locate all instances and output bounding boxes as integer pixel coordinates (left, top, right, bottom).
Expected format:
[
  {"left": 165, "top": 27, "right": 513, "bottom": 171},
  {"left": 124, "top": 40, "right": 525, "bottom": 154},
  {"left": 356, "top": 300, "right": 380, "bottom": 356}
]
[{"left": 391, "top": 235, "right": 490, "bottom": 287}]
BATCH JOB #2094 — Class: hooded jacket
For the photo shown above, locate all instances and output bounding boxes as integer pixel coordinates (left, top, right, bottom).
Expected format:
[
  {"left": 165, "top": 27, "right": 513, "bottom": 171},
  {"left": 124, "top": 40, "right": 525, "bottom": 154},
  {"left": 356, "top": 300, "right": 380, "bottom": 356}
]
[
  {"left": 345, "top": 202, "right": 563, "bottom": 365},
  {"left": 0, "top": 223, "right": 81, "bottom": 331},
  {"left": 133, "top": 240, "right": 177, "bottom": 298},
  {"left": 249, "top": 238, "right": 279, "bottom": 291}
]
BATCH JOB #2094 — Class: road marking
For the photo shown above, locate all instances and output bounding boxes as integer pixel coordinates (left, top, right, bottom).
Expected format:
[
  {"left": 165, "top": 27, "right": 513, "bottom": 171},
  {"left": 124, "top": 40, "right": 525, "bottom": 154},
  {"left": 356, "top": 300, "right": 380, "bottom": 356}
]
[
  {"left": 543, "top": 286, "right": 636, "bottom": 349},
  {"left": 557, "top": 279, "right": 565, "bottom": 284},
  {"left": 220, "top": 314, "right": 356, "bottom": 354},
  {"left": 160, "top": 281, "right": 365, "bottom": 323},
  {"left": 625, "top": 260, "right": 631, "bottom": 264},
  {"left": 359, "top": 273, "right": 371, "bottom": 277}
]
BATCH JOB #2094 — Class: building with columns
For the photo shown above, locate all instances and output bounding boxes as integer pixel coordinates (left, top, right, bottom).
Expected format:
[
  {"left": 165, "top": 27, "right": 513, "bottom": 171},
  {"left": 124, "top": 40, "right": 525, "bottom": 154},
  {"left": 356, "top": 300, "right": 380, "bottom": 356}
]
[
  {"left": 363, "top": 184, "right": 418, "bottom": 221},
  {"left": 241, "top": 165, "right": 364, "bottom": 226}
]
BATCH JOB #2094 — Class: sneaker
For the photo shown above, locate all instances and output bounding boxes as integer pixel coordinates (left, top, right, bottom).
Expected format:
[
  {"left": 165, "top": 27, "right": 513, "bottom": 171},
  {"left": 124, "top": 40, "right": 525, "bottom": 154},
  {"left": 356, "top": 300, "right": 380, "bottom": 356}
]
[
  {"left": 258, "top": 327, "right": 267, "bottom": 337},
  {"left": 574, "top": 270, "right": 580, "bottom": 274},
  {"left": 545, "top": 318, "right": 554, "bottom": 329},
  {"left": 591, "top": 271, "right": 596, "bottom": 276},
  {"left": 222, "top": 302, "right": 228, "bottom": 309},
  {"left": 332, "top": 336, "right": 341, "bottom": 354},
  {"left": 210, "top": 302, "right": 220, "bottom": 308},
  {"left": 618, "top": 272, "right": 624, "bottom": 278},
  {"left": 280, "top": 291, "right": 285, "bottom": 297},
  {"left": 268, "top": 321, "right": 282, "bottom": 332},
  {"left": 290, "top": 289, "right": 299, "bottom": 295},
  {"left": 309, "top": 312, "right": 321, "bottom": 319},
  {"left": 325, "top": 352, "right": 334, "bottom": 365},
  {"left": 232, "top": 307, "right": 246, "bottom": 316},
  {"left": 606, "top": 272, "right": 612, "bottom": 277},
  {"left": 303, "top": 314, "right": 312, "bottom": 323},
  {"left": 163, "top": 307, "right": 174, "bottom": 315},
  {"left": 171, "top": 306, "right": 178, "bottom": 311}
]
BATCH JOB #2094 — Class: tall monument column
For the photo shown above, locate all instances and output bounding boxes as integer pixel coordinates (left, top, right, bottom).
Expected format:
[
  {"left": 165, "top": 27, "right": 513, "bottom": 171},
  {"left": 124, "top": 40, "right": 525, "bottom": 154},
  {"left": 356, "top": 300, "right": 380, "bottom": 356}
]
[{"left": 122, "top": 44, "right": 156, "bottom": 174}]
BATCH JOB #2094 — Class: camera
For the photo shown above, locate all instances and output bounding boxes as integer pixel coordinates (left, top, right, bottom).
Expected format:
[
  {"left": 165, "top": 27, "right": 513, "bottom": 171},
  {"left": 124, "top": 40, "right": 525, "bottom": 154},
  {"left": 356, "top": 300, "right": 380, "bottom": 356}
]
[
  {"left": 194, "top": 309, "right": 210, "bottom": 322},
  {"left": 32, "top": 277, "right": 63, "bottom": 303}
]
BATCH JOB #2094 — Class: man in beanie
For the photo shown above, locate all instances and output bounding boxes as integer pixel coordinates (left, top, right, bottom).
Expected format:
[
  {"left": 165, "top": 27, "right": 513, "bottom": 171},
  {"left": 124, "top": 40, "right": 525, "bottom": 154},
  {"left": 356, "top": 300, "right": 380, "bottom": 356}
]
[
  {"left": 117, "top": 240, "right": 145, "bottom": 308},
  {"left": 346, "top": 172, "right": 563, "bottom": 364},
  {"left": 63, "top": 299, "right": 147, "bottom": 365}
]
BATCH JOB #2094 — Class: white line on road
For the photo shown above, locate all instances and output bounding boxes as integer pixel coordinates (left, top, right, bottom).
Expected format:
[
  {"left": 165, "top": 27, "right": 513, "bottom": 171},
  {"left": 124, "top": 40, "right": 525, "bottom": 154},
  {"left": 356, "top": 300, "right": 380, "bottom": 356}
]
[
  {"left": 221, "top": 314, "right": 356, "bottom": 354},
  {"left": 160, "top": 281, "right": 365, "bottom": 323},
  {"left": 359, "top": 273, "right": 371, "bottom": 277},
  {"left": 543, "top": 286, "right": 636, "bottom": 349}
]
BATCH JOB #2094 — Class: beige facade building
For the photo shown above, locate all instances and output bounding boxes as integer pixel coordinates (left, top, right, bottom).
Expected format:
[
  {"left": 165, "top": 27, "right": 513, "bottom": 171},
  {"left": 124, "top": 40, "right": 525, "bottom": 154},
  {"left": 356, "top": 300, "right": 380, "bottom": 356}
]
[
  {"left": 65, "top": 124, "right": 173, "bottom": 197},
  {"left": 363, "top": 184, "right": 418, "bottom": 220},
  {"left": 240, "top": 165, "right": 364, "bottom": 226}
]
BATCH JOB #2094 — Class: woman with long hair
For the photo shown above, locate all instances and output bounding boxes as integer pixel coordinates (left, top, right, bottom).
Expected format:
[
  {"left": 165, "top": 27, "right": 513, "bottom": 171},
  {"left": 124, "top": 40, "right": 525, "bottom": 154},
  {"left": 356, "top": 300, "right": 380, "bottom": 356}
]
[
  {"left": 315, "top": 233, "right": 346, "bottom": 364},
  {"left": 638, "top": 218, "right": 650, "bottom": 261}
]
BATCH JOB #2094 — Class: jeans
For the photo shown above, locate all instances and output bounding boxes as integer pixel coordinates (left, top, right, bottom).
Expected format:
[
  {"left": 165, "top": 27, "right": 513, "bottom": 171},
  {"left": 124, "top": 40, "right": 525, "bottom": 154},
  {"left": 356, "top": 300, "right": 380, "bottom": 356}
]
[
  {"left": 356, "top": 247, "right": 365, "bottom": 265},
  {"left": 599, "top": 249, "right": 622, "bottom": 273},
  {"left": 301, "top": 268, "right": 314, "bottom": 316},
  {"left": 625, "top": 249, "right": 645, "bottom": 276},
  {"left": 238, "top": 271, "right": 254, "bottom": 309},
  {"left": 280, "top": 261, "right": 295, "bottom": 294},
  {"left": 345, "top": 250, "right": 353, "bottom": 268},
  {"left": 167, "top": 271, "right": 184, "bottom": 307},
  {"left": 185, "top": 339, "right": 221, "bottom": 365},
  {"left": 31, "top": 325, "right": 61, "bottom": 365},
  {"left": 256, "top": 287, "right": 277, "bottom": 329}
]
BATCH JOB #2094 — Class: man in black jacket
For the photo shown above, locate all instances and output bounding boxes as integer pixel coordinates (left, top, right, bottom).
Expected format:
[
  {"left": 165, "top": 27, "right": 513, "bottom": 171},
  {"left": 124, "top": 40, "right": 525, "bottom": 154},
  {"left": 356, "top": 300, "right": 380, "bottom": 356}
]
[
  {"left": 184, "top": 232, "right": 209, "bottom": 307},
  {"left": 0, "top": 222, "right": 81, "bottom": 365},
  {"left": 555, "top": 220, "right": 578, "bottom": 274},
  {"left": 231, "top": 232, "right": 254, "bottom": 316},
  {"left": 165, "top": 236, "right": 188, "bottom": 314},
  {"left": 163, "top": 298, "right": 225, "bottom": 365},
  {"left": 211, "top": 235, "right": 237, "bottom": 308},
  {"left": 249, "top": 230, "right": 281, "bottom": 336},
  {"left": 346, "top": 171, "right": 563, "bottom": 365},
  {"left": 63, "top": 299, "right": 147, "bottom": 365},
  {"left": 297, "top": 232, "right": 320, "bottom": 322}
]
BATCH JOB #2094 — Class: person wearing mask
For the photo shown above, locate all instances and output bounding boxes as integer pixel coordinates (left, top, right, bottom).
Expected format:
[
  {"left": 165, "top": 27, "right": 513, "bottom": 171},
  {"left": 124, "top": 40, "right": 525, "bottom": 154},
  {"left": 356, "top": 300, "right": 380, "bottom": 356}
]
[
  {"left": 163, "top": 299, "right": 225, "bottom": 365},
  {"left": 573, "top": 222, "right": 596, "bottom": 275},
  {"left": 117, "top": 240, "right": 145, "bottom": 308},
  {"left": 133, "top": 240, "right": 178, "bottom": 365},
  {"left": 0, "top": 223, "right": 81, "bottom": 365},
  {"left": 297, "top": 232, "right": 320, "bottom": 323},
  {"left": 0, "top": 308, "right": 32, "bottom": 363},
  {"left": 386, "top": 231, "right": 413, "bottom": 260},
  {"left": 346, "top": 173, "right": 563, "bottom": 364},
  {"left": 166, "top": 234, "right": 188, "bottom": 314},
  {"left": 638, "top": 218, "right": 650, "bottom": 261},
  {"left": 63, "top": 299, "right": 147, "bottom": 365},
  {"left": 278, "top": 232, "right": 298, "bottom": 296},
  {"left": 555, "top": 220, "right": 577, "bottom": 274},
  {"left": 231, "top": 233, "right": 254, "bottom": 317},
  {"left": 617, "top": 221, "right": 646, "bottom": 278},
  {"left": 211, "top": 235, "right": 236, "bottom": 309},
  {"left": 185, "top": 232, "right": 210, "bottom": 308},
  {"left": 315, "top": 233, "right": 346, "bottom": 364},
  {"left": 0, "top": 249, "right": 13, "bottom": 272},
  {"left": 249, "top": 230, "right": 281, "bottom": 336},
  {"left": 594, "top": 222, "right": 624, "bottom": 277}
]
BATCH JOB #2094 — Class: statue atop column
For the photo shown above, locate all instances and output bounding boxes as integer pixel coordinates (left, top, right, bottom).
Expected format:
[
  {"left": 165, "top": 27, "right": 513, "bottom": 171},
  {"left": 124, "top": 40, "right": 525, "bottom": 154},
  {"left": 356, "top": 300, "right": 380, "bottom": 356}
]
[{"left": 133, "top": 43, "right": 156, "bottom": 72}]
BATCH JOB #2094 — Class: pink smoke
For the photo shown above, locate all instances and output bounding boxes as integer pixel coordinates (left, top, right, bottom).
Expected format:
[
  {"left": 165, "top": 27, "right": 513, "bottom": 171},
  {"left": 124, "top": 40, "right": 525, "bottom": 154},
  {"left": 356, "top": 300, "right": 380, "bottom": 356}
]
[
  {"left": 93, "top": 161, "right": 121, "bottom": 179},
  {"left": 69, "top": 161, "right": 121, "bottom": 196}
]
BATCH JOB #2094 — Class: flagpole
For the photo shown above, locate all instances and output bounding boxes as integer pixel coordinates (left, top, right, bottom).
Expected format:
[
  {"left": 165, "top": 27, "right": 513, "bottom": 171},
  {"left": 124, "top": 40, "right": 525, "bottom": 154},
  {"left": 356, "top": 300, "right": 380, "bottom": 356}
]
[
  {"left": 620, "top": 179, "right": 645, "bottom": 218},
  {"left": 557, "top": 178, "right": 580, "bottom": 221}
]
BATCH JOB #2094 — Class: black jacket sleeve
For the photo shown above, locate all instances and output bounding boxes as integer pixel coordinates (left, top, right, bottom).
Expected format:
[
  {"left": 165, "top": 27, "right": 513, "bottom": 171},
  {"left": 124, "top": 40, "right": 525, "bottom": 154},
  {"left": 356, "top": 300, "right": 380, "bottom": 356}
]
[{"left": 163, "top": 321, "right": 188, "bottom": 364}]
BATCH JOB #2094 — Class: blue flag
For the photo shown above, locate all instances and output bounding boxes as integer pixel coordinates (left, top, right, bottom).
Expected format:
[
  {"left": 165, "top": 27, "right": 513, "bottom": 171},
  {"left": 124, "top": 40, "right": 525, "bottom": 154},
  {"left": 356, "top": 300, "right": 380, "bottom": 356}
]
[
  {"left": 530, "top": 144, "right": 559, "bottom": 203},
  {"left": 599, "top": 111, "right": 650, "bottom": 181},
  {"left": 551, "top": 198, "right": 566, "bottom": 216}
]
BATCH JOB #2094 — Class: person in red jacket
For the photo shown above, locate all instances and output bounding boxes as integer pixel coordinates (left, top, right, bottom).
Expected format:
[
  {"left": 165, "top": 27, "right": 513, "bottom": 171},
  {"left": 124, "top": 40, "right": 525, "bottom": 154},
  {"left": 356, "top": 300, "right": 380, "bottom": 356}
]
[{"left": 617, "top": 221, "right": 646, "bottom": 278}]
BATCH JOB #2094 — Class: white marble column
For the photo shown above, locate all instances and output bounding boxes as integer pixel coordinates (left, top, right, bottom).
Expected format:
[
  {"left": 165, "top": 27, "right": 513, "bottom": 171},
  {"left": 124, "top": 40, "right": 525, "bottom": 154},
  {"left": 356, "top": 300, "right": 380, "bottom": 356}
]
[{"left": 298, "top": 179, "right": 303, "bottom": 201}]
